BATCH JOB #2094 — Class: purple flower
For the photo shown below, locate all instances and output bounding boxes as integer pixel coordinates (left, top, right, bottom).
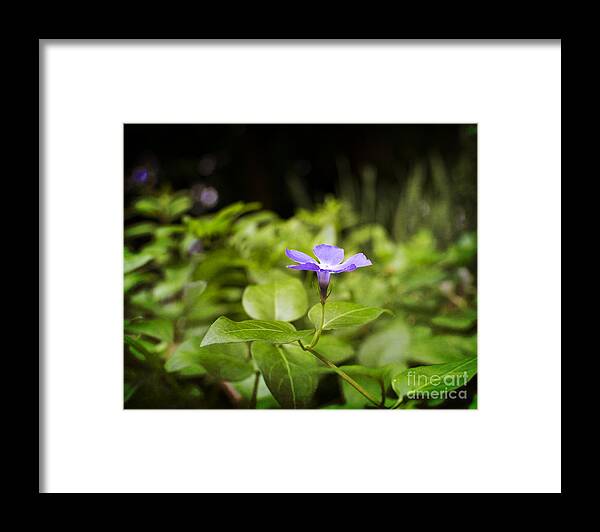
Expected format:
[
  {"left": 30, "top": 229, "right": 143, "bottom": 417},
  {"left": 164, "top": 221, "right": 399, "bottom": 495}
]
[
  {"left": 285, "top": 244, "right": 373, "bottom": 302},
  {"left": 132, "top": 166, "right": 149, "bottom": 184},
  {"left": 199, "top": 186, "right": 219, "bottom": 208}
]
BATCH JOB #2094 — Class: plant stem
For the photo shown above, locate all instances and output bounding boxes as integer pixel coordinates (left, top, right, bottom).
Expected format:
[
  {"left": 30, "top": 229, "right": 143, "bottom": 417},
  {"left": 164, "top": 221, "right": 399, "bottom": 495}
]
[
  {"left": 379, "top": 381, "right": 387, "bottom": 408},
  {"left": 302, "top": 302, "right": 383, "bottom": 408},
  {"left": 299, "top": 342, "right": 382, "bottom": 408},
  {"left": 220, "top": 380, "right": 243, "bottom": 407},
  {"left": 391, "top": 398, "right": 404, "bottom": 409},
  {"left": 307, "top": 302, "right": 325, "bottom": 349},
  {"left": 249, "top": 371, "right": 260, "bottom": 409}
]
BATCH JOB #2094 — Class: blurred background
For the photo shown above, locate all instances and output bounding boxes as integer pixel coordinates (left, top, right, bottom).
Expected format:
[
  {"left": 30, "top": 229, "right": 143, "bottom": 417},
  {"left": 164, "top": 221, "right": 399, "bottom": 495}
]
[
  {"left": 124, "top": 124, "right": 477, "bottom": 409},
  {"left": 125, "top": 124, "right": 476, "bottom": 245}
]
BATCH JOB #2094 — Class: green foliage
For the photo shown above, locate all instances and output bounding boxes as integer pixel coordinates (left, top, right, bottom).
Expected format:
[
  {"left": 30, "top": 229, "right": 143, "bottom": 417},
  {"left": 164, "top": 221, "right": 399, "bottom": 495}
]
[
  {"left": 184, "top": 201, "right": 261, "bottom": 239},
  {"left": 124, "top": 188, "right": 477, "bottom": 409},
  {"left": 392, "top": 357, "right": 477, "bottom": 405},
  {"left": 431, "top": 309, "right": 477, "bottom": 331},
  {"left": 125, "top": 318, "right": 174, "bottom": 344},
  {"left": 339, "top": 365, "right": 387, "bottom": 408},
  {"left": 166, "top": 339, "right": 253, "bottom": 382},
  {"left": 124, "top": 249, "right": 153, "bottom": 274},
  {"left": 133, "top": 192, "right": 192, "bottom": 222},
  {"left": 164, "top": 339, "right": 207, "bottom": 376},
  {"left": 201, "top": 317, "right": 309, "bottom": 347},
  {"left": 311, "top": 335, "right": 355, "bottom": 364},
  {"left": 357, "top": 319, "right": 410, "bottom": 367},
  {"left": 242, "top": 279, "right": 308, "bottom": 322},
  {"left": 251, "top": 342, "right": 321, "bottom": 408},
  {"left": 308, "top": 302, "right": 390, "bottom": 330}
]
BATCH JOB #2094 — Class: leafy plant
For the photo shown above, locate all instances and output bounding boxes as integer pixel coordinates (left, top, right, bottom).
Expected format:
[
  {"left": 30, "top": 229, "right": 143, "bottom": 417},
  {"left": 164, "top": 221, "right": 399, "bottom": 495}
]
[{"left": 124, "top": 189, "right": 477, "bottom": 409}]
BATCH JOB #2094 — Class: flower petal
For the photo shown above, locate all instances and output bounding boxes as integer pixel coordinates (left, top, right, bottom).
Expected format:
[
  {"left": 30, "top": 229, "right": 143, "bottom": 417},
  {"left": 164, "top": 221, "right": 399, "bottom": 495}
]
[
  {"left": 287, "top": 262, "right": 321, "bottom": 271},
  {"left": 285, "top": 248, "right": 317, "bottom": 264},
  {"left": 331, "top": 253, "right": 372, "bottom": 272},
  {"left": 313, "top": 244, "right": 344, "bottom": 266},
  {"left": 332, "top": 263, "right": 358, "bottom": 273}
]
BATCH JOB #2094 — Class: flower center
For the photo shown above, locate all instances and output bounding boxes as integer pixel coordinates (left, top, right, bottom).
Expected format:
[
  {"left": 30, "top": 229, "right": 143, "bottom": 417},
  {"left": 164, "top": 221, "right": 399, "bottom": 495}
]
[{"left": 318, "top": 260, "right": 337, "bottom": 270}]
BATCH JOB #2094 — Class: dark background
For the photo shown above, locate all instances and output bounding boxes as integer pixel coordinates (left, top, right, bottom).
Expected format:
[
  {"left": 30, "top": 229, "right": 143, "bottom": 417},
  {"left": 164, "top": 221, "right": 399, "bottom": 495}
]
[{"left": 124, "top": 124, "right": 476, "bottom": 225}]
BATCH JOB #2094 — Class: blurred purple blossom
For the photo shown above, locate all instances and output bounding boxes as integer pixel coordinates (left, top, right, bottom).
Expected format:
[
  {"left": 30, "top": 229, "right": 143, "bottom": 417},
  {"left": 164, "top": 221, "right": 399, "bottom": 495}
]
[
  {"left": 199, "top": 186, "right": 219, "bottom": 207},
  {"left": 132, "top": 166, "right": 149, "bottom": 184},
  {"left": 191, "top": 184, "right": 219, "bottom": 210}
]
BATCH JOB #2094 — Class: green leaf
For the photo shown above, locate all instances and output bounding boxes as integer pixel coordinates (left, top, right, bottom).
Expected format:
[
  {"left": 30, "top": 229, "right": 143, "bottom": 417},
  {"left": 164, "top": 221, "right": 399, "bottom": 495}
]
[
  {"left": 124, "top": 335, "right": 151, "bottom": 361},
  {"left": 200, "top": 316, "right": 309, "bottom": 347},
  {"left": 124, "top": 222, "right": 157, "bottom": 239},
  {"left": 124, "top": 382, "right": 140, "bottom": 403},
  {"left": 125, "top": 318, "right": 174, "bottom": 343},
  {"left": 442, "top": 232, "right": 477, "bottom": 266},
  {"left": 308, "top": 302, "right": 389, "bottom": 330},
  {"left": 167, "top": 194, "right": 193, "bottom": 219},
  {"left": 313, "top": 335, "right": 355, "bottom": 364},
  {"left": 133, "top": 197, "right": 162, "bottom": 218},
  {"left": 165, "top": 338, "right": 252, "bottom": 381},
  {"left": 251, "top": 342, "right": 320, "bottom": 408},
  {"left": 164, "top": 339, "right": 207, "bottom": 376},
  {"left": 152, "top": 264, "right": 193, "bottom": 301},
  {"left": 183, "top": 280, "right": 208, "bottom": 309},
  {"left": 469, "top": 394, "right": 478, "bottom": 410},
  {"left": 358, "top": 319, "right": 411, "bottom": 367},
  {"left": 338, "top": 365, "right": 386, "bottom": 408},
  {"left": 138, "top": 240, "right": 171, "bottom": 265},
  {"left": 124, "top": 249, "right": 153, "bottom": 273},
  {"left": 231, "top": 373, "right": 280, "bottom": 409},
  {"left": 154, "top": 225, "right": 185, "bottom": 239},
  {"left": 185, "top": 202, "right": 261, "bottom": 238},
  {"left": 431, "top": 309, "right": 477, "bottom": 331},
  {"left": 398, "top": 268, "right": 446, "bottom": 293},
  {"left": 392, "top": 356, "right": 477, "bottom": 403},
  {"left": 242, "top": 278, "right": 308, "bottom": 322},
  {"left": 408, "top": 328, "right": 476, "bottom": 364},
  {"left": 124, "top": 271, "right": 156, "bottom": 292}
]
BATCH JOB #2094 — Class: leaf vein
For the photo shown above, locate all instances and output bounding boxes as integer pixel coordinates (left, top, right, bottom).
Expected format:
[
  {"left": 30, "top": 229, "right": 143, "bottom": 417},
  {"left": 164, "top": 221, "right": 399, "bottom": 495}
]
[{"left": 276, "top": 345, "right": 296, "bottom": 408}]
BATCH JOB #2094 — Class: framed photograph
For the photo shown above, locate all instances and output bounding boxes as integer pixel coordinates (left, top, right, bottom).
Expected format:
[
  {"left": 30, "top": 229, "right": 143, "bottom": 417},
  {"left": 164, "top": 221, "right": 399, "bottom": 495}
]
[{"left": 40, "top": 39, "right": 561, "bottom": 493}]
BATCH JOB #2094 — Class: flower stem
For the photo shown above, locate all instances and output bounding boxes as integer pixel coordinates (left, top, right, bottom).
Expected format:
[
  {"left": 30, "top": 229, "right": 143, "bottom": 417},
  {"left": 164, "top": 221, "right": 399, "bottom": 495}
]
[
  {"left": 249, "top": 371, "right": 260, "bottom": 409},
  {"left": 307, "top": 302, "right": 325, "bottom": 349},
  {"left": 299, "top": 342, "right": 382, "bottom": 408}
]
